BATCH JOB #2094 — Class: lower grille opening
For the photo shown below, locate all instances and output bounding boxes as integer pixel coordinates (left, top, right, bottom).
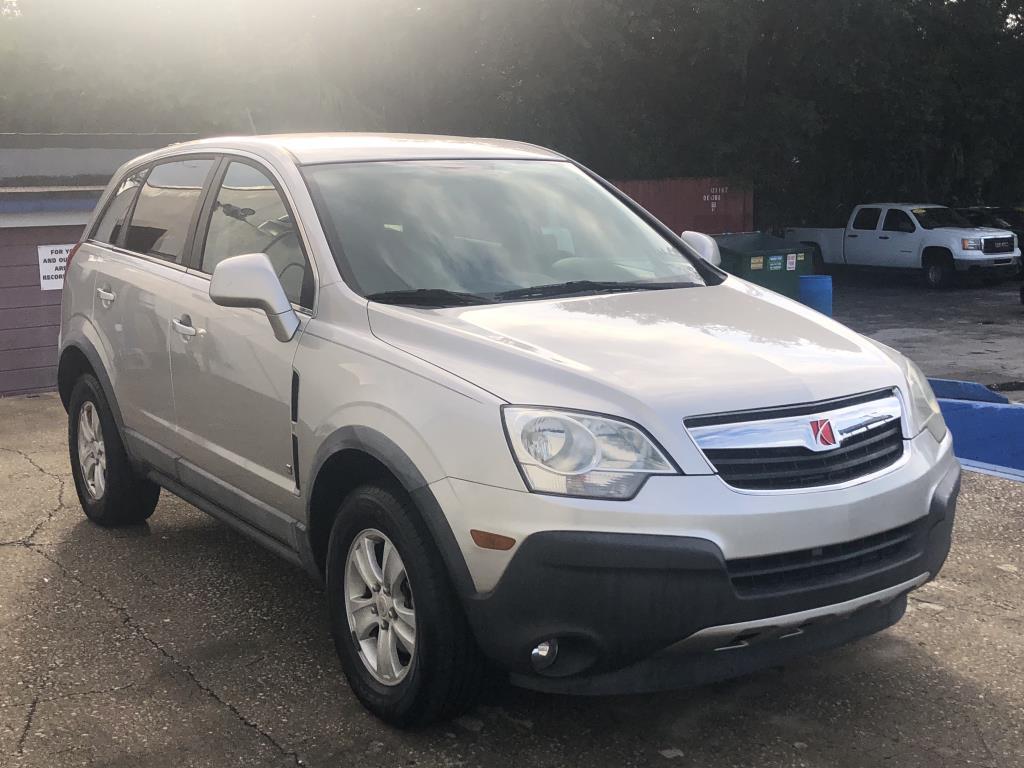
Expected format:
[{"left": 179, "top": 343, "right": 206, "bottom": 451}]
[
  {"left": 727, "top": 518, "right": 923, "bottom": 597},
  {"left": 704, "top": 419, "right": 904, "bottom": 490}
]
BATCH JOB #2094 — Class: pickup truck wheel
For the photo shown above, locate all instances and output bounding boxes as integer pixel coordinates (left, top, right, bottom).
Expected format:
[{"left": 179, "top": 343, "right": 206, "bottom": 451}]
[
  {"left": 68, "top": 374, "right": 160, "bottom": 526},
  {"left": 326, "top": 483, "right": 485, "bottom": 727},
  {"left": 923, "top": 255, "right": 955, "bottom": 289}
]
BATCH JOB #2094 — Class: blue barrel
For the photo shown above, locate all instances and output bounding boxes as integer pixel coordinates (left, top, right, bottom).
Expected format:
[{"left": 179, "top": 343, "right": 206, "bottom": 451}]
[{"left": 799, "top": 275, "right": 832, "bottom": 316}]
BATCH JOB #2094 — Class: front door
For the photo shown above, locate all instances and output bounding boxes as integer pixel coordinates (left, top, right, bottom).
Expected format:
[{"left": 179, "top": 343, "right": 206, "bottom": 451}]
[
  {"left": 879, "top": 208, "right": 920, "bottom": 268},
  {"left": 169, "top": 159, "right": 316, "bottom": 540}
]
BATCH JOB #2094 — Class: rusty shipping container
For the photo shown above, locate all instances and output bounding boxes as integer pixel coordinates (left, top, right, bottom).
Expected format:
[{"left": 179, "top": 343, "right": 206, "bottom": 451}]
[{"left": 612, "top": 177, "right": 753, "bottom": 235}]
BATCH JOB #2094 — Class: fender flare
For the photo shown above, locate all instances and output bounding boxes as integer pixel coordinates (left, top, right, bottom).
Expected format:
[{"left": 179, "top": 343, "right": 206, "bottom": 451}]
[
  {"left": 306, "top": 425, "right": 475, "bottom": 596},
  {"left": 58, "top": 335, "right": 125, "bottom": 435}
]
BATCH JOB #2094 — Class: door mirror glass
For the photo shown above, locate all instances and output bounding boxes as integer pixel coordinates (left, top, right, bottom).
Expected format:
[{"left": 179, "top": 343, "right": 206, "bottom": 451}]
[
  {"left": 208, "top": 253, "right": 300, "bottom": 342},
  {"left": 679, "top": 231, "right": 722, "bottom": 267}
]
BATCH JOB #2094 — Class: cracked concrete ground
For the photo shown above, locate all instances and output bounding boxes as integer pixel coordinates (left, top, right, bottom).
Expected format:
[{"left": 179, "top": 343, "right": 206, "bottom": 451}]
[{"left": 1, "top": 394, "right": 1023, "bottom": 767}]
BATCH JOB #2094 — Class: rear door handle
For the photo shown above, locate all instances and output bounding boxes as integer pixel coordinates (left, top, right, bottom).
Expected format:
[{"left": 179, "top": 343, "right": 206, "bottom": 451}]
[
  {"left": 96, "top": 287, "right": 116, "bottom": 303},
  {"left": 879, "top": 235, "right": 890, "bottom": 240},
  {"left": 171, "top": 316, "right": 198, "bottom": 338}
]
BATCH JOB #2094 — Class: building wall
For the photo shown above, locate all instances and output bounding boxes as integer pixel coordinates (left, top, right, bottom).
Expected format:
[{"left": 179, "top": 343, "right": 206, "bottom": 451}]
[{"left": 0, "top": 224, "right": 83, "bottom": 396}]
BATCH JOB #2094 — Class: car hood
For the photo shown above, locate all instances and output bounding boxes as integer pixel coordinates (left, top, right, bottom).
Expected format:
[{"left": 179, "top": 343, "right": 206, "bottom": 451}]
[
  {"left": 940, "top": 226, "right": 1016, "bottom": 238},
  {"left": 367, "top": 278, "right": 908, "bottom": 425}
]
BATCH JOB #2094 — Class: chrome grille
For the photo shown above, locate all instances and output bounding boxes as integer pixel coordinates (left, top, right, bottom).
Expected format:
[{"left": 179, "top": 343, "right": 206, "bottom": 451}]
[
  {"left": 687, "top": 390, "right": 905, "bottom": 491},
  {"left": 983, "top": 236, "right": 1015, "bottom": 254}
]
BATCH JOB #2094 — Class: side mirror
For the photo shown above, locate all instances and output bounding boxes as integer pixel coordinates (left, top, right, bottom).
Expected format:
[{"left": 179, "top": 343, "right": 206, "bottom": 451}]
[
  {"left": 679, "top": 231, "right": 722, "bottom": 268},
  {"left": 209, "top": 253, "right": 300, "bottom": 342}
]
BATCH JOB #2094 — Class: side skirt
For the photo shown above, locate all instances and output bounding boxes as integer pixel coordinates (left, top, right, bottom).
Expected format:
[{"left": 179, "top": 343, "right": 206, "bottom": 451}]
[{"left": 147, "top": 468, "right": 305, "bottom": 571}]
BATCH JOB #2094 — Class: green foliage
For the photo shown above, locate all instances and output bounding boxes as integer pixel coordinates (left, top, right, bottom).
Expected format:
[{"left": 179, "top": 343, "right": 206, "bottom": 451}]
[{"left": 2, "top": 0, "right": 1022, "bottom": 223}]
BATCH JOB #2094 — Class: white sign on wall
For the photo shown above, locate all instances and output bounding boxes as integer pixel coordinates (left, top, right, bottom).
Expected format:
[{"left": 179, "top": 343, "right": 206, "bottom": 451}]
[{"left": 37, "top": 244, "right": 74, "bottom": 291}]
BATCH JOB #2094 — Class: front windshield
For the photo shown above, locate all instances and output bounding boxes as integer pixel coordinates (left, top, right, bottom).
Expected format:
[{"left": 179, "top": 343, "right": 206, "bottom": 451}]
[
  {"left": 994, "top": 208, "right": 1024, "bottom": 228},
  {"left": 912, "top": 207, "right": 971, "bottom": 230},
  {"left": 302, "top": 160, "right": 711, "bottom": 304}
]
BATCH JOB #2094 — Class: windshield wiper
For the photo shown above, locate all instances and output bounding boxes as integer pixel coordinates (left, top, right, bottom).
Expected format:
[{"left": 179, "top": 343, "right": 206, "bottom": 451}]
[
  {"left": 494, "top": 280, "right": 696, "bottom": 301},
  {"left": 365, "top": 288, "right": 496, "bottom": 307}
]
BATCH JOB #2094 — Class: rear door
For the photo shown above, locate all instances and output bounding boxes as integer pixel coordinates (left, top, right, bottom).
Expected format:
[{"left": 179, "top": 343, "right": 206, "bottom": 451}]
[
  {"left": 87, "top": 157, "right": 216, "bottom": 473},
  {"left": 168, "top": 157, "right": 316, "bottom": 535},
  {"left": 880, "top": 208, "right": 920, "bottom": 268},
  {"left": 845, "top": 206, "right": 883, "bottom": 265}
]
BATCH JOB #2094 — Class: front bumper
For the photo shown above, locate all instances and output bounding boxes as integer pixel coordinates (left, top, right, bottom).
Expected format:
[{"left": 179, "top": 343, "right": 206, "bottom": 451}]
[
  {"left": 953, "top": 250, "right": 1020, "bottom": 272},
  {"left": 456, "top": 447, "right": 960, "bottom": 694}
]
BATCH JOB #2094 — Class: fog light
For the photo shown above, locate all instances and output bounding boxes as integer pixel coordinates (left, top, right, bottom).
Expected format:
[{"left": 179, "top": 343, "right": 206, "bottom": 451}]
[{"left": 530, "top": 639, "right": 558, "bottom": 671}]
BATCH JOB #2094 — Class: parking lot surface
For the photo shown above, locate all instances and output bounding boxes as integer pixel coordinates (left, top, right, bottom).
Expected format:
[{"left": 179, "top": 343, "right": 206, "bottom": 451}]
[
  {"left": 832, "top": 274, "right": 1024, "bottom": 394},
  {"left": 2, "top": 389, "right": 1023, "bottom": 767}
]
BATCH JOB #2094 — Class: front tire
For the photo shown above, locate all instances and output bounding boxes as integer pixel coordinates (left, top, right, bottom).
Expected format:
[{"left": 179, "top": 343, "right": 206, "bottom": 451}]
[
  {"left": 68, "top": 374, "right": 160, "bottom": 526},
  {"left": 924, "top": 253, "right": 955, "bottom": 289},
  {"left": 326, "top": 483, "right": 485, "bottom": 727}
]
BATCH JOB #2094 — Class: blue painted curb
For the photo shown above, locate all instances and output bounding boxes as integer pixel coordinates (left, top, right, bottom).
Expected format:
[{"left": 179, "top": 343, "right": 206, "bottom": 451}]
[
  {"left": 957, "top": 459, "right": 1024, "bottom": 483},
  {"left": 929, "top": 378, "right": 1009, "bottom": 404},
  {"left": 937, "top": 398, "right": 1024, "bottom": 475}
]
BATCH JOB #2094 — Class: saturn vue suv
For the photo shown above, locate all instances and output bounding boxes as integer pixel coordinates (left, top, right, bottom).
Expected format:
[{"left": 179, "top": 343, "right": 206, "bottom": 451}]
[{"left": 58, "top": 134, "right": 960, "bottom": 726}]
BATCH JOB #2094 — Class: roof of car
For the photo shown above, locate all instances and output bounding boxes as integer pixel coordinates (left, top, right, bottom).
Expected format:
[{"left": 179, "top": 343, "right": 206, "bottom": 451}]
[
  {"left": 862, "top": 203, "right": 945, "bottom": 209},
  {"left": 162, "top": 133, "right": 565, "bottom": 165}
]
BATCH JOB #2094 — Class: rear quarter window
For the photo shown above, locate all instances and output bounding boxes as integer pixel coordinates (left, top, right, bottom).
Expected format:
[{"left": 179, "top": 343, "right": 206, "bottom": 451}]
[{"left": 92, "top": 169, "right": 148, "bottom": 245}]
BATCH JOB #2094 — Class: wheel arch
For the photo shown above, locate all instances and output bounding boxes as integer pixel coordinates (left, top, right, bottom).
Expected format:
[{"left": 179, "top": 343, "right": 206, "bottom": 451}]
[
  {"left": 305, "top": 426, "right": 474, "bottom": 595},
  {"left": 57, "top": 337, "right": 125, "bottom": 434},
  {"left": 921, "top": 245, "right": 953, "bottom": 270}
]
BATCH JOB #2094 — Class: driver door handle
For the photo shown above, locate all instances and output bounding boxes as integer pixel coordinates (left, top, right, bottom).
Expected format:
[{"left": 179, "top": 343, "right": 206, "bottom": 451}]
[{"left": 171, "top": 316, "right": 199, "bottom": 338}]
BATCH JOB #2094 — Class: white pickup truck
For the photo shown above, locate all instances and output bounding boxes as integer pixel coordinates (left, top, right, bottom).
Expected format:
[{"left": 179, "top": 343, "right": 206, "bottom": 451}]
[{"left": 786, "top": 203, "right": 1020, "bottom": 288}]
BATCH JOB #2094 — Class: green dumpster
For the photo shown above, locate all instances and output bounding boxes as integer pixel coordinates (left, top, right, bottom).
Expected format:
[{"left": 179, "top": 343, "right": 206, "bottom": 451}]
[{"left": 712, "top": 232, "right": 812, "bottom": 300}]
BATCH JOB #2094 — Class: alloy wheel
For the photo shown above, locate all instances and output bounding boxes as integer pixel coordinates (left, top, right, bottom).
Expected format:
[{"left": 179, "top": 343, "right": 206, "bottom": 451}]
[
  {"left": 77, "top": 401, "right": 107, "bottom": 499},
  {"left": 344, "top": 528, "right": 417, "bottom": 685}
]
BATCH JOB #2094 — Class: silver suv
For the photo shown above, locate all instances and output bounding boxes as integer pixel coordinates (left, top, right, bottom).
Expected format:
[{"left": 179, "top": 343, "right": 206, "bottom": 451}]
[{"left": 59, "top": 134, "right": 959, "bottom": 727}]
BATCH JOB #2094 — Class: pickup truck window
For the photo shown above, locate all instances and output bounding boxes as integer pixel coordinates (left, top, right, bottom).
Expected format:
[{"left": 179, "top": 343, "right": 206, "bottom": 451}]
[
  {"left": 912, "top": 207, "right": 971, "bottom": 230},
  {"left": 883, "top": 209, "right": 916, "bottom": 233},
  {"left": 852, "top": 208, "right": 882, "bottom": 230}
]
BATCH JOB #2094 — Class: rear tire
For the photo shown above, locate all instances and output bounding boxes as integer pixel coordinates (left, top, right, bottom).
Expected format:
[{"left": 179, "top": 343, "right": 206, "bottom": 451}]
[
  {"left": 68, "top": 374, "right": 160, "bottom": 526},
  {"left": 326, "top": 483, "right": 485, "bottom": 727},
  {"left": 923, "top": 253, "right": 955, "bottom": 289}
]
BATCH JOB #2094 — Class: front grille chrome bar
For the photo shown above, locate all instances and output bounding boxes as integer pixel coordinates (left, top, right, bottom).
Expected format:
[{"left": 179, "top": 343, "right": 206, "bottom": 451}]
[{"left": 687, "top": 391, "right": 902, "bottom": 454}]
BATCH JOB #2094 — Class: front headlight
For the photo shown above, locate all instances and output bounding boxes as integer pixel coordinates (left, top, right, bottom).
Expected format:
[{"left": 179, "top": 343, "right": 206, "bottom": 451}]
[
  {"left": 868, "top": 340, "right": 948, "bottom": 443},
  {"left": 502, "top": 407, "right": 677, "bottom": 499},
  {"left": 961, "top": 237, "right": 983, "bottom": 251},
  {"left": 904, "top": 358, "right": 948, "bottom": 443}
]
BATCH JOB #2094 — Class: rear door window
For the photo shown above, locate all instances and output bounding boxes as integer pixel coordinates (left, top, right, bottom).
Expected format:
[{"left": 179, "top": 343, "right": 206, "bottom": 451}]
[
  {"left": 92, "top": 169, "right": 148, "bottom": 246},
  {"left": 123, "top": 158, "right": 215, "bottom": 262},
  {"left": 852, "top": 207, "right": 882, "bottom": 231}
]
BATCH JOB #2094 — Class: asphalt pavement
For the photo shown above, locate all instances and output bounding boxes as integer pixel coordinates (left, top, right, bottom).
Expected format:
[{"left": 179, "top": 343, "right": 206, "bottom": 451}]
[
  {"left": 832, "top": 273, "right": 1024, "bottom": 396},
  {"left": 2, "top": 392, "right": 1023, "bottom": 767}
]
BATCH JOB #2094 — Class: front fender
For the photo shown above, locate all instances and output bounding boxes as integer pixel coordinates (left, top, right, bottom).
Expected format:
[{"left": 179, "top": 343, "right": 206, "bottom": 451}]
[{"left": 305, "top": 422, "right": 476, "bottom": 595}]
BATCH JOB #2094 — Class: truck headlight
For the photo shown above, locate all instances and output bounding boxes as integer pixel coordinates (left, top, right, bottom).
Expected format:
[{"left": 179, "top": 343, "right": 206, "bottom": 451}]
[
  {"left": 904, "top": 358, "right": 948, "bottom": 443},
  {"left": 961, "top": 237, "right": 983, "bottom": 251},
  {"left": 502, "top": 407, "right": 677, "bottom": 499}
]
